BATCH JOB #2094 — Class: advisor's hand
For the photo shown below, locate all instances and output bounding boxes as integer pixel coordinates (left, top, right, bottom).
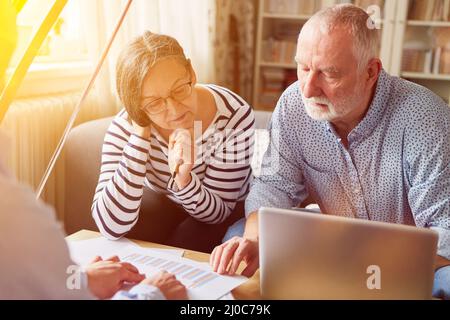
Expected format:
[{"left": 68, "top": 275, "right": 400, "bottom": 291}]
[{"left": 86, "top": 255, "right": 145, "bottom": 299}]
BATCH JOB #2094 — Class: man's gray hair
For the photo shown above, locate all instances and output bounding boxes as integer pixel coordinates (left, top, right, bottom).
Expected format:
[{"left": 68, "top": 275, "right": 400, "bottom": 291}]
[{"left": 308, "top": 3, "right": 381, "bottom": 70}]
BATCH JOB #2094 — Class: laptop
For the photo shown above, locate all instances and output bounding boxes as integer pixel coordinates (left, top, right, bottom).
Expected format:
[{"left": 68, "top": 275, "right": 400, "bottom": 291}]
[{"left": 258, "top": 207, "right": 438, "bottom": 300}]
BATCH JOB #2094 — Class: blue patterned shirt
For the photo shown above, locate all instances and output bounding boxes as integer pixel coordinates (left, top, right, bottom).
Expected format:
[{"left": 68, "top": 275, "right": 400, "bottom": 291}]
[{"left": 246, "top": 70, "right": 450, "bottom": 259}]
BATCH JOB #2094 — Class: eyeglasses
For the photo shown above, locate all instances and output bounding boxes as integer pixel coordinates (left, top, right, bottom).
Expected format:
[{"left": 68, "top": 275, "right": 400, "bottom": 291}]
[{"left": 141, "top": 80, "right": 193, "bottom": 115}]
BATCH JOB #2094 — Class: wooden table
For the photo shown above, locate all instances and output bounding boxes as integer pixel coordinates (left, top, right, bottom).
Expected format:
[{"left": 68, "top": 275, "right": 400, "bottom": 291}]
[{"left": 66, "top": 229, "right": 261, "bottom": 300}]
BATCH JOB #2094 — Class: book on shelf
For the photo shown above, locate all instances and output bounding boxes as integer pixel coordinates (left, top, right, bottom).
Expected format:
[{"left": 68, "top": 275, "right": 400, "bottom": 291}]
[
  {"left": 402, "top": 50, "right": 427, "bottom": 72},
  {"left": 273, "top": 20, "right": 303, "bottom": 41},
  {"left": 261, "top": 20, "right": 301, "bottom": 64},
  {"left": 298, "top": 0, "right": 318, "bottom": 14},
  {"left": 433, "top": 0, "right": 443, "bottom": 20},
  {"left": 262, "top": 37, "right": 297, "bottom": 64},
  {"left": 440, "top": 47, "right": 450, "bottom": 74},
  {"left": 408, "top": 0, "right": 450, "bottom": 21},
  {"left": 434, "top": 28, "right": 450, "bottom": 74},
  {"left": 261, "top": 68, "right": 285, "bottom": 87},
  {"left": 263, "top": 68, "right": 285, "bottom": 83},
  {"left": 267, "top": 0, "right": 292, "bottom": 14},
  {"left": 445, "top": 0, "right": 450, "bottom": 21},
  {"left": 402, "top": 39, "right": 432, "bottom": 73},
  {"left": 424, "top": 50, "right": 433, "bottom": 73},
  {"left": 433, "top": 47, "right": 442, "bottom": 74},
  {"left": 402, "top": 46, "right": 450, "bottom": 75},
  {"left": 259, "top": 68, "right": 298, "bottom": 109}
]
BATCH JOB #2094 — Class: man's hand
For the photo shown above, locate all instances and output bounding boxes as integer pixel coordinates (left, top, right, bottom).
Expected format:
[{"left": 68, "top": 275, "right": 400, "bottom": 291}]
[
  {"left": 210, "top": 211, "right": 260, "bottom": 277},
  {"left": 210, "top": 236, "right": 259, "bottom": 278},
  {"left": 168, "top": 129, "right": 195, "bottom": 189},
  {"left": 142, "top": 271, "right": 187, "bottom": 300},
  {"left": 85, "top": 256, "right": 145, "bottom": 299}
]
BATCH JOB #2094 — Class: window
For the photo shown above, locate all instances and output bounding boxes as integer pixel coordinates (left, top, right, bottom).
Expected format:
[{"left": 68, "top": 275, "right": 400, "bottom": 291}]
[
  {"left": 12, "top": 0, "right": 88, "bottom": 65},
  {"left": 8, "top": 0, "right": 91, "bottom": 97}
]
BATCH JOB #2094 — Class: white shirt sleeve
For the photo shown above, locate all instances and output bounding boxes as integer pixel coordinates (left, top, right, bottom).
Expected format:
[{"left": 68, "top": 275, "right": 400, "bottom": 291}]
[
  {"left": 0, "top": 162, "right": 93, "bottom": 299},
  {"left": 112, "top": 284, "right": 166, "bottom": 300}
]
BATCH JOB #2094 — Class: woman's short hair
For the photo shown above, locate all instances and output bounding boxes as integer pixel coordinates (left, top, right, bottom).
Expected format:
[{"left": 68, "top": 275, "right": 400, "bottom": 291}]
[{"left": 116, "top": 31, "right": 188, "bottom": 126}]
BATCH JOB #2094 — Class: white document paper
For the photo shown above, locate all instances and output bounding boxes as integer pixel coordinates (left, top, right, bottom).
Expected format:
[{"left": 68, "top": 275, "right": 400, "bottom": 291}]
[
  {"left": 218, "top": 292, "right": 235, "bottom": 300},
  {"left": 67, "top": 236, "right": 184, "bottom": 266},
  {"left": 116, "top": 246, "right": 247, "bottom": 300}
]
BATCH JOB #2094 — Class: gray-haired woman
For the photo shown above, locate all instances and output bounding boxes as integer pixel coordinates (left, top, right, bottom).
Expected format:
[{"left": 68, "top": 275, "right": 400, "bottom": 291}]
[{"left": 92, "top": 31, "right": 255, "bottom": 252}]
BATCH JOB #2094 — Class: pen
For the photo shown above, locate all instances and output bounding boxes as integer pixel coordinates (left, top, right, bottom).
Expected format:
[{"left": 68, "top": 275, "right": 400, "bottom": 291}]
[{"left": 172, "top": 161, "right": 181, "bottom": 179}]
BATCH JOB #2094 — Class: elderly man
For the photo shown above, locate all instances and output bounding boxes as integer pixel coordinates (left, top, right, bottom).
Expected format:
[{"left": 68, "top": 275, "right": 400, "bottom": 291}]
[{"left": 211, "top": 4, "right": 450, "bottom": 299}]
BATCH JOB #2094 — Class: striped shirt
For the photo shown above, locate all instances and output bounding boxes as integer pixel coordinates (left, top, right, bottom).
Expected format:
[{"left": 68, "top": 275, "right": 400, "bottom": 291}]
[{"left": 92, "top": 84, "right": 255, "bottom": 239}]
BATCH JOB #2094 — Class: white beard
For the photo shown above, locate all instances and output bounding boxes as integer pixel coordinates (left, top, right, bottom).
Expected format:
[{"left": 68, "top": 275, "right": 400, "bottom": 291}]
[{"left": 301, "top": 94, "right": 338, "bottom": 121}]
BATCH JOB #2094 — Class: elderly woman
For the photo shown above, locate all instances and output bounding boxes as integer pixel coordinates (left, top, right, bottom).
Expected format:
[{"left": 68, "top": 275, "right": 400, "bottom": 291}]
[{"left": 92, "top": 31, "right": 255, "bottom": 252}]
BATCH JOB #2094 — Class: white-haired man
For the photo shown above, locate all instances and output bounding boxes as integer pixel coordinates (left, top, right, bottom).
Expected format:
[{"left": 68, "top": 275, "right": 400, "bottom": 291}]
[{"left": 211, "top": 4, "right": 450, "bottom": 299}]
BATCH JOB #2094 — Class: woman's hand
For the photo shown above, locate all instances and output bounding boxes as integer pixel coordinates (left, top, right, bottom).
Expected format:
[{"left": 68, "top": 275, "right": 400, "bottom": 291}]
[
  {"left": 168, "top": 129, "right": 195, "bottom": 189},
  {"left": 141, "top": 271, "right": 187, "bottom": 300}
]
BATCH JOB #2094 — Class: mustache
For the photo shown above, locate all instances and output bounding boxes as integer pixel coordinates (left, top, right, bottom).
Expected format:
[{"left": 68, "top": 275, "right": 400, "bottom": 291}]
[{"left": 302, "top": 95, "right": 333, "bottom": 107}]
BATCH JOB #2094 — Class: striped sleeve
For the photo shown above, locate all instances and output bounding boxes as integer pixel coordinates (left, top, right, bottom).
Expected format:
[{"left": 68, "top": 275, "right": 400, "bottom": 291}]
[
  {"left": 91, "top": 112, "right": 150, "bottom": 239},
  {"left": 167, "top": 101, "right": 255, "bottom": 224}
]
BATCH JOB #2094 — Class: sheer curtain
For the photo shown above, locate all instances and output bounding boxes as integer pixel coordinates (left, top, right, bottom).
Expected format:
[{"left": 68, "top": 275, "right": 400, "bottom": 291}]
[
  {"left": 158, "top": 0, "right": 216, "bottom": 83},
  {"left": 212, "top": 0, "right": 256, "bottom": 102}
]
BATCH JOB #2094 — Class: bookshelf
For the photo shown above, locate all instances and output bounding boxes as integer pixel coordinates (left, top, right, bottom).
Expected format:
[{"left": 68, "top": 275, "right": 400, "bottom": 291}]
[
  {"left": 402, "top": 72, "right": 450, "bottom": 80},
  {"left": 252, "top": 0, "right": 390, "bottom": 110},
  {"left": 252, "top": 0, "right": 450, "bottom": 111},
  {"left": 391, "top": 0, "right": 450, "bottom": 103}
]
